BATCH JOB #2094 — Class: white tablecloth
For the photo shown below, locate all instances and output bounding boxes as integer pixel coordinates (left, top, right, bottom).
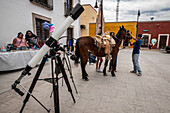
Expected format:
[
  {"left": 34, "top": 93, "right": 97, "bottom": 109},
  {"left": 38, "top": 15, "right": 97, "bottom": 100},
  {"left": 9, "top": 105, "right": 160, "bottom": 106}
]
[{"left": 0, "top": 50, "right": 39, "bottom": 71}]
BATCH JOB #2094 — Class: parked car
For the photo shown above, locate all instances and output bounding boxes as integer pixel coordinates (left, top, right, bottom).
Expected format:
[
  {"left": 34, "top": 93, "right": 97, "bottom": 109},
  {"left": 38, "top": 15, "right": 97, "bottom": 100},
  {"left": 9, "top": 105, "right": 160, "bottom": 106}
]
[{"left": 166, "top": 46, "right": 170, "bottom": 53}]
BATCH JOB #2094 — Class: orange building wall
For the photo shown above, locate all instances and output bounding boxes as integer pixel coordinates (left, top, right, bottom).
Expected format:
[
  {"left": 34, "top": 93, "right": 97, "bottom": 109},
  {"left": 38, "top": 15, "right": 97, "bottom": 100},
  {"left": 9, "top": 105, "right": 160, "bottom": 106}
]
[{"left": 89, "top": 22, "right": 137, "bottom": 47}]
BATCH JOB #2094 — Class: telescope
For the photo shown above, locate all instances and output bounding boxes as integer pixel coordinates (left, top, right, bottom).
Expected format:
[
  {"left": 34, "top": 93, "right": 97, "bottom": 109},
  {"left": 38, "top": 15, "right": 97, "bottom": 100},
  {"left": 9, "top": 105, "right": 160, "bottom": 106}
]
[
  {"left": 12, "top": 3, "right": 84, "bottom": 94},
  {"left": 11, "top": 4, "right": 84, "bottom": 113}
]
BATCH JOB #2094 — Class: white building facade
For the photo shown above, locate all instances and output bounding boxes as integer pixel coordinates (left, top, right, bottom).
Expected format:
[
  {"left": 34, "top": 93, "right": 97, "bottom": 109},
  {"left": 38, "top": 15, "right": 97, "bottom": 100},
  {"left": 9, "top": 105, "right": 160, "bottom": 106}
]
[{"left": 0, "top": 0, "right": 81, "bottom": 48}]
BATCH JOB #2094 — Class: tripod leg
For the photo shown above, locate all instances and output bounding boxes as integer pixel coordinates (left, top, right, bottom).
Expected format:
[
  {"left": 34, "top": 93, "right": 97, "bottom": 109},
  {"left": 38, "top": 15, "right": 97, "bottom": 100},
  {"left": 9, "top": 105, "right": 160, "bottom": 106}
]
[
  {"left": 57, "top": 56, "right": 76, "bottom": 103},
  {"left": 20, "top": 55, "right": 48, "bottom": 113},
  {"left": 63, "top": 57, "right": 78, "bottom": 94},
  {"left": 19, "top": 84, "right": 51, "bottom": 112},
  {"left": 51, "top": 57, "right": 60, "bottom": 113},
  {"left": 50, "top": 90, "right": 53, "bottom": 98},
  {"left": 62, "top": 76, "right": 64, "bottom": 86},
  {"left": 61, "top": 57, "right": 66, "bottom": 87}
]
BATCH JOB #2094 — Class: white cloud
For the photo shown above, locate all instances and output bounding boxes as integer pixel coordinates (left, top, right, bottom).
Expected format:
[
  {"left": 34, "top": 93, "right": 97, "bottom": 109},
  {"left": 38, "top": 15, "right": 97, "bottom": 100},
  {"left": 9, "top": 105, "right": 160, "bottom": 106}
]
[{"left": 81, "top": 0, "right": 170, "bottom": 22}]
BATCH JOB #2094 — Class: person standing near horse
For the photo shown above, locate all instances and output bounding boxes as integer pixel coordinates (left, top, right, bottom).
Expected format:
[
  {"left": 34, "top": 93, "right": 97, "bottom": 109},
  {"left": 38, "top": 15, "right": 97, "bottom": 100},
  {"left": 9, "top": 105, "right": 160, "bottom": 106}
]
[
  {"left": 95, "top": 32, "right": 103, "bottom": 73},
  {"left": 96, "top": 57, "right": 103, "bottom": 72},
  {"left": 108, "top": 32, "right": 118, "bottom": 72},
  {"left": 129, "top": 33, "right": 142, "bottom": 76}
]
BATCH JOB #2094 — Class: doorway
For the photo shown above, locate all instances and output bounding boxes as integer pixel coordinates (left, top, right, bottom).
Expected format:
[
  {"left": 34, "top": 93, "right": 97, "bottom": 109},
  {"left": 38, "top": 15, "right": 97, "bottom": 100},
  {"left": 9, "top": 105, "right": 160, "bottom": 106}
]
[
  {"left": 157, "top": 34, "right": 169, "bottom": 49},
  {"left": 159, "top": 36, "right": 167, "bottom": 49},
  {"left": 67, "top": 27, "right": 74, "bottom": 51},
  {"left": 141, "top": 35, "right": 149, "bottom": 47}
]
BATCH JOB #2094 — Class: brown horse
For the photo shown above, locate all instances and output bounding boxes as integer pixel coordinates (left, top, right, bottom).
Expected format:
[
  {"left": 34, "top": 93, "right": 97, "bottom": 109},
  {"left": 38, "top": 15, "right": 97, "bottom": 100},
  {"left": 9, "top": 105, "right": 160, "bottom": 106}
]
[{"left": 75, "top": 25, "right": 131, "bottom": 81}]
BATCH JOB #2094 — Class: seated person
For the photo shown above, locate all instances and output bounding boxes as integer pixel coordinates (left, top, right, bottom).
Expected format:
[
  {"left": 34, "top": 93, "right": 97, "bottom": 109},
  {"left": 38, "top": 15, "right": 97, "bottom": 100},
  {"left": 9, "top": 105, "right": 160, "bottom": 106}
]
[
  {"left": 69, "top": 37, "right": 74, "bottom": 52},
  {"left": 12, "top": 32, "right": 29, "bottom": 49},
  {"left": 25, "top": 30, "right": 39, "bottom": 48},
  {"left": 37, "top": 38, "right": 44, "bottom": 48}
]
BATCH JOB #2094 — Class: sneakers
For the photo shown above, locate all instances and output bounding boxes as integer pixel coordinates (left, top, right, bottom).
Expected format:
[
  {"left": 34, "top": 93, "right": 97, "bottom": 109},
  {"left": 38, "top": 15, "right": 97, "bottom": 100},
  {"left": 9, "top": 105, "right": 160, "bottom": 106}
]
[
  {"left": 130, "top": 70, "right": 136, "bottom": 73},
  {"left": 137, "top": 73, "right": 142, "bottom": 76},
  {"left": 96, "top": 69, "right": 103, "bottom": 73},
  {"left": 87, "top": 62, "right": 94, "bottom": 65},
  {"left": 89, "top": 62, "right": 94, "bottom": 65},
  {"left": 130, "top": 70, "right": 142, "bottom": 76}
]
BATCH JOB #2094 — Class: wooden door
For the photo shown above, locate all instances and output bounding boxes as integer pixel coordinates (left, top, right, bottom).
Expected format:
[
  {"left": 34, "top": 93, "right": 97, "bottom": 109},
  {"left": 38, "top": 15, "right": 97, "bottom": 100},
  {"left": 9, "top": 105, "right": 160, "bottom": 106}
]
[{"left": 159, "top": 36, "right": 167, "bottom": 49}]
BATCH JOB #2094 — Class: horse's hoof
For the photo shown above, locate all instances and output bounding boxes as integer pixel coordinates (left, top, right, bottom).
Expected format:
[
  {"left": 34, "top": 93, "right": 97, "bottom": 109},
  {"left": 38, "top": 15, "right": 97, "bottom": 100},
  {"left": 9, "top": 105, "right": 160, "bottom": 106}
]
[
  {"left": 103, "top": 73, "right": 108, "bottom": 76},
  {"left": 84, "top": 77, "right": 89, "bottom": 81},
  {"left": 112, "top": 74, "right": 116, "bottom": 77}
]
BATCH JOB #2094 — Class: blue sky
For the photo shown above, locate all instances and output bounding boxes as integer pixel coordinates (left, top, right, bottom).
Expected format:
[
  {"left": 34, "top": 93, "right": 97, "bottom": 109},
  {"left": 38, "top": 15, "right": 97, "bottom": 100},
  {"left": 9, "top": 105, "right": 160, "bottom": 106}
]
[{"left": 81, "top": 0, "right": 170, "bottom": 22}]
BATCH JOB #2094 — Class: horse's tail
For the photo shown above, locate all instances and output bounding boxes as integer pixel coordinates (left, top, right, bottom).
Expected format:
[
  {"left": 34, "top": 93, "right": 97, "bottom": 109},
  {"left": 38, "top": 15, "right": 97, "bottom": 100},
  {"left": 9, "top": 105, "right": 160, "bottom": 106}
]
[{"left": 75, "top": 39, "right": 80, "bottom": 66}]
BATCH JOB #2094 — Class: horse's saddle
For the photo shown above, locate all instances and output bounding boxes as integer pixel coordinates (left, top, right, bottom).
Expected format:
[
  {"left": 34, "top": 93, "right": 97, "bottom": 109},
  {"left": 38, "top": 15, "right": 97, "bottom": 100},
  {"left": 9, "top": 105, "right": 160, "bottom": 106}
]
[{"left": 93, "top": 35, "right": 116, "bottom": 55}]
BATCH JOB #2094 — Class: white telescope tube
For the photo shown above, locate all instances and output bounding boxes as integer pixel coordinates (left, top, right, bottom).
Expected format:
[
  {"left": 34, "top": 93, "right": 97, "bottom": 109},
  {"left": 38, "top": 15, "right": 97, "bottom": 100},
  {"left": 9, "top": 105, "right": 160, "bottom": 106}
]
[{"left": 28, "top": 16, "right": 74, "bottom": 67}]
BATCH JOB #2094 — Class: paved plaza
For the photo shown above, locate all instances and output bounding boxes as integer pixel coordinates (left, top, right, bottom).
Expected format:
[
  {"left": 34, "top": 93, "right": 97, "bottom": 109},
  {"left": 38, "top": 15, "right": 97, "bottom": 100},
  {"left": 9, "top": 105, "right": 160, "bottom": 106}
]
[{"left": 0, "top": 48, "right": 170, "bottom": 113}]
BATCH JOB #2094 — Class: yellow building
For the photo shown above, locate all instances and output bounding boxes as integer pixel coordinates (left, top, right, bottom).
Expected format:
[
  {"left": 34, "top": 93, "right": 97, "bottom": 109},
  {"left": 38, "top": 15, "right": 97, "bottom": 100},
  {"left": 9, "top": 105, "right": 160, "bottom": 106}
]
[
  {"left": 89, "top": 21, "right": 137, "bottom": 47},
  {"left": 80, "top": 4, "right": 97, "bottom": 36}
]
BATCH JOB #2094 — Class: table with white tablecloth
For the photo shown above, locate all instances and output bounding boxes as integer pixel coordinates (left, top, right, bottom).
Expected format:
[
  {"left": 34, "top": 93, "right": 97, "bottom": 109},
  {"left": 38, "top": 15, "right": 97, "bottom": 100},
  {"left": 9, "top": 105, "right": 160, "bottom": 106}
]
[{"left": 0, "top": 50, "right": 39, "bottom": 71}]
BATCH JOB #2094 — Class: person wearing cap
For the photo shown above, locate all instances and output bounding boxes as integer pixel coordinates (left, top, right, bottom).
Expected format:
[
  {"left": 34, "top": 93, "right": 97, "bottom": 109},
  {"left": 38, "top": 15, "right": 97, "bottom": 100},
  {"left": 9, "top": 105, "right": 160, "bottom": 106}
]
[{"left": 129, "top": 33, "right": 142, "bottom": 76}]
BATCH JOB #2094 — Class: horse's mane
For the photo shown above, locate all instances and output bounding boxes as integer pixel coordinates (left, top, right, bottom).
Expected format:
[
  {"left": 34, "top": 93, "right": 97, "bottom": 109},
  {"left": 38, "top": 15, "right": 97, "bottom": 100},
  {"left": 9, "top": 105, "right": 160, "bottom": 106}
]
[{"left": 116, "top": 29, "right": 121, "bottom": 39}]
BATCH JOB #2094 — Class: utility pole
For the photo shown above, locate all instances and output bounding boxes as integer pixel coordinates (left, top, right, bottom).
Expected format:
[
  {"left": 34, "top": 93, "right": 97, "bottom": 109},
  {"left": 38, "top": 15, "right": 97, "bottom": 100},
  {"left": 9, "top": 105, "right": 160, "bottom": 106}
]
[
  {"left": 94, "top": 0, "right": 104, "bottom": 35},
  {"left": 136, "top": 10, "right": 140, "bottom": 38},
  {"left": 116, "top": 0, "right": 120, "bottom": 22},
  {"left": 100, "top": 0, "right": 103, "bottom": 34}
]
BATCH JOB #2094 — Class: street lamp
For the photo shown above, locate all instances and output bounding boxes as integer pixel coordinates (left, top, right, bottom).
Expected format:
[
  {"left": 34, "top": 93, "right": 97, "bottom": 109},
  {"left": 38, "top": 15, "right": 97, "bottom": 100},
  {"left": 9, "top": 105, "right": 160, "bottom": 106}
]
[
  {"left": 94, "top": 0, "right": 103, "bottom": 35},
  {"left": 150, "top": 17, "right": 154, "bottom": 21},
  {"left": 94, "top": 0, "right": 98, "bottom": 8}
]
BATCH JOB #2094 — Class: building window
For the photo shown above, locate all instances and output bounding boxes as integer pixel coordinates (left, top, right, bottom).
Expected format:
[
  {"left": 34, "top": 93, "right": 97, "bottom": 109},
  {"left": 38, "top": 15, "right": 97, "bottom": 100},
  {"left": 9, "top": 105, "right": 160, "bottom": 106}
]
[
  {"left": 32, "top": 13, "right": 51, "bottom": 42},
  {"left": 36, "top": 18, "right": 50, "bottom": 41},
  {"left": 30, "top": 0, "right": 53, "bottom": 10},
  {"left": 64, "top": 0, "right": 73, "bottom": 17}
]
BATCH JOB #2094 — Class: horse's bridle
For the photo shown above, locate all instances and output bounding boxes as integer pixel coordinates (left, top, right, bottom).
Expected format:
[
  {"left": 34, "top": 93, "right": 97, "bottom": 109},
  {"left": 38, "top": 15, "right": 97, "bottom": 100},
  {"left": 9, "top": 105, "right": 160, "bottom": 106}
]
[
  {"left": 112, "top": 29, "right": 129, "bottom": 42},
  {"left": 124, "top": 29, "right": 132, "bottom": 41}
]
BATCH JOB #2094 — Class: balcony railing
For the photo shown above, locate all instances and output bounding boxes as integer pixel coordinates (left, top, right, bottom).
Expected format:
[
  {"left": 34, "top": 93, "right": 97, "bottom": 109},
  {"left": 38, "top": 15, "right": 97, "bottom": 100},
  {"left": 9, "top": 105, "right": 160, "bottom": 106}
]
[
  {"left": 30, "top": 0, "right": 53, "bottom": 10},
  {"left": 64, "top": 2, "right": 73, "bottom": 17}
]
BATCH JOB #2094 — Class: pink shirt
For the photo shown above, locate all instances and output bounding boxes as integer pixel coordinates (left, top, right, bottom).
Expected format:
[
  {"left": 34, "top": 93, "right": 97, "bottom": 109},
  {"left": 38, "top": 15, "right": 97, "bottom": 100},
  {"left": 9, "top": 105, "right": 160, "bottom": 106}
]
[{"left": 15, "top": 37, "right": 26, "bottom": 47}]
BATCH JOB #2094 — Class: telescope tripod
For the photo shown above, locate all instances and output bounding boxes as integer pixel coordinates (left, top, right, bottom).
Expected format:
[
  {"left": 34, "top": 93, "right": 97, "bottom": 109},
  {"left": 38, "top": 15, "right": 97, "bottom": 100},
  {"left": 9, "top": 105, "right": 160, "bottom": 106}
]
[{"left": 19, "top": 50, "right": 76, "bottom": 113}]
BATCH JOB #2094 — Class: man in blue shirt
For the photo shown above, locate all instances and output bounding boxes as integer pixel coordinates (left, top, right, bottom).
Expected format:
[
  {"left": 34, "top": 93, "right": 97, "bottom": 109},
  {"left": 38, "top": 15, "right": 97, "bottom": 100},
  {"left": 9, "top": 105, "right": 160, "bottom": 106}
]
[{"left": 129, "top": 33, "right": 142, "bottom": 76}]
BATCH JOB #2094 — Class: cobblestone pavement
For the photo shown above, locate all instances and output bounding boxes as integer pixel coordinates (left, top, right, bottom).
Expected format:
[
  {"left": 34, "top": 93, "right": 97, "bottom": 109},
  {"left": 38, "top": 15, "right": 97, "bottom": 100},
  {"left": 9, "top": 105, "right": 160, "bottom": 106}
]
[{"left": 0, "top": 49, "right": 170, "bottom": 113}]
